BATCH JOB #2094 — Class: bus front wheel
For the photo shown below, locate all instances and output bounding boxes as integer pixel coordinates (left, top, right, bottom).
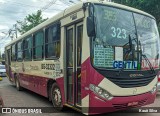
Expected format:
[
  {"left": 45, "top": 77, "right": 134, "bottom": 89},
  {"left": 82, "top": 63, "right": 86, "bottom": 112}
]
[{"left": 51, "top": 83, "right": 63, "bottom": 111}]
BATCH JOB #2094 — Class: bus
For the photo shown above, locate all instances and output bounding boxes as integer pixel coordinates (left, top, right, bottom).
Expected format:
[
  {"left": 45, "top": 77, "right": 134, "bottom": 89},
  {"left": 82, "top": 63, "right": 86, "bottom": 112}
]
[{"left": 5, "top": 0, "right": 160, "bottom": 115}]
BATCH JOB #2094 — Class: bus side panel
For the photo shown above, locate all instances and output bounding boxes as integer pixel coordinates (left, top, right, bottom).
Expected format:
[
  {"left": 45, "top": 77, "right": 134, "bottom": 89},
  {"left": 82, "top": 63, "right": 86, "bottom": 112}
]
[
  {"left": 81, "top": 57, "right": 104, "bottom": 114},
  {"left": 5, "top": 66, "right": 11, "bottom": 80},
  {"left": 19, "top": 73, "right": 29, "bottom": 89},
  {"left": 37, "top": 76, "right": 48, "bottom": 97},
  {"left": 5, "top": 66, "right": 15, "bottom": 83},
  {"left": 10, "top": 68, "right": 16, "bottom": 83},
  {"left": 81, "top": 57, "right": 104, "bottom": 99},
  {"left": 19, "top": 73, "right": 48, "bottom": 97}
]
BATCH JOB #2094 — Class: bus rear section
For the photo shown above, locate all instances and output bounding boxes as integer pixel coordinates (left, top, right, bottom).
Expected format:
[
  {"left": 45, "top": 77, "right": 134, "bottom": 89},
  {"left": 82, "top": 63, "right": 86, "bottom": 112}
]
[{"left": 4, "top": 1, "right": 160, "bottom": 115}]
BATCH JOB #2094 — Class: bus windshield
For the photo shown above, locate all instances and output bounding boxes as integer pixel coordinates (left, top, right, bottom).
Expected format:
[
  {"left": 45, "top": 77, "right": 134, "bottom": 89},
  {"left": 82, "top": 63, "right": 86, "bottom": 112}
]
[{"left": 92, "top": 5, "right": 160, "bottom": 70}]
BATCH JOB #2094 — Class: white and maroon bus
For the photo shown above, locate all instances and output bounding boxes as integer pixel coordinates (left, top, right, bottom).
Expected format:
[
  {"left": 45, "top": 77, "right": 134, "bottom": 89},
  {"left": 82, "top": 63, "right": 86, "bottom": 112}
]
[{"left": 5, "top": 0, "right": 160, "bottom": 115}]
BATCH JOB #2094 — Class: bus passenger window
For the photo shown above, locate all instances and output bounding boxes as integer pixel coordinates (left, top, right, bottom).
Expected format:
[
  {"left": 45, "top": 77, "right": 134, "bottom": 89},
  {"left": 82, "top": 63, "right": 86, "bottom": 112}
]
[
  {"left": 17, "top": 41, "right": 23, "bottom": 61},
  {"left": 11, "top": 44, "right": 16, "bottom": 61},
  {"left": 33, "top": 31, "right": 44, "bottom": 60},
  {"left": 45, "top": 23, "right": 60, "bottom": 59},
  {"left": 23, "top": 36, "right": 32, "bottom": 60}
]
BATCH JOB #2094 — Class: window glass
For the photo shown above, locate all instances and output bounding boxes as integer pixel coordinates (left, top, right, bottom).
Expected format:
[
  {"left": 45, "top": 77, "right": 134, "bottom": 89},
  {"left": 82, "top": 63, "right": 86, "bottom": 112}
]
[
  {"left": 33, "top": 31, "right": 44, "bottom": 59},
  {"left": 92, "top": 5, "right": 136, "bottom": 69},
  {"left": 77, "top": 25, "right": 83, "bottom": 66},
  {"left": 91, "top": 4, "right": 160, "bottom": 71},
  {"left": 11, "top": 44, "right": 16, "bottom": 61},
  {"left": 35, "top": 32, "right": 43, "bottom": 46},
  {"left": 134, "top": 13, "right": 160, "bottom": 70},
  {"left": 67, "top": 29, "right": 73, "bottom": 67},
  {"left": 45, "top": 23, "right": 60, "bottom": 59},
  {"left": 24, "top": 37, "right": 32, "bottom": 49},
  {"left": 17, "top": 41, "right": 23, "bottom": 61},
  {"left": 24, "top": 36, "right": 32, "bottom": 60}
]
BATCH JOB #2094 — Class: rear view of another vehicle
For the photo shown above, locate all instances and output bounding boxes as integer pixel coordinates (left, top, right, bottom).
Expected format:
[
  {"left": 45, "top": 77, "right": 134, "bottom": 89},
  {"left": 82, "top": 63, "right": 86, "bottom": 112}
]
[{"left": 0, "top": 65, "right": 6, "bottom": 77}]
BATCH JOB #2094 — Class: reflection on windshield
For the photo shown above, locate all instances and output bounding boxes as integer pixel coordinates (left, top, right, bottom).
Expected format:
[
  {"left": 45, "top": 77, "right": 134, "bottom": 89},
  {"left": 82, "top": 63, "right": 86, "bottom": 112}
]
[
  {"left": 95, "top": 5, "right": 136, "bottom": 46},
  {"left": 92, "top": 5, "right": 160, "bottom": 70},
  {"left": 134, "top": 13, "right": 160, "bottom": 70}
]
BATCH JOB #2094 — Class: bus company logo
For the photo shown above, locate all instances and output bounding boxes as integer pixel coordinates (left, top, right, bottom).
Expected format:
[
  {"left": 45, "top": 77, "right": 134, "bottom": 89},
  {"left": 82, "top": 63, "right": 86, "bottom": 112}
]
[{"left": 129, "top": 74, "right": 144, "bottom": 77}]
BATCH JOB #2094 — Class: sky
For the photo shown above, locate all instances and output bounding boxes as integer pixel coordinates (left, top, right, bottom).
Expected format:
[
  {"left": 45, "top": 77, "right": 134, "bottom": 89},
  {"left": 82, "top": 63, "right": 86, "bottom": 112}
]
[{"left": 0, "top": 0, "right": 76, "bottom": 54}]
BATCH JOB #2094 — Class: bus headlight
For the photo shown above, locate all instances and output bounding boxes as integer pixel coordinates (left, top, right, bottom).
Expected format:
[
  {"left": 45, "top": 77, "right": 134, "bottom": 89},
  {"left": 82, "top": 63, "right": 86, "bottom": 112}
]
[
  {"left": 89, "top": 84, "right": 113, "bottom": 100},
  {"left": 150, "top": 85, "right": 157, "bottom": 93}
]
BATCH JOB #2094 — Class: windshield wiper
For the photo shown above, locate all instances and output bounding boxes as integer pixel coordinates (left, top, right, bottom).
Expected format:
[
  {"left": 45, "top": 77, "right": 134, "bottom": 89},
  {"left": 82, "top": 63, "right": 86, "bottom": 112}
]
[
  {"left": 142, "top": 54, "right": 155, "bottom": 74},
  {"left": 117, "top": 36, "right": 155, "bottom": 75},
  {"left": 139, "top": 41, "right": 155, "bottom": 74}
]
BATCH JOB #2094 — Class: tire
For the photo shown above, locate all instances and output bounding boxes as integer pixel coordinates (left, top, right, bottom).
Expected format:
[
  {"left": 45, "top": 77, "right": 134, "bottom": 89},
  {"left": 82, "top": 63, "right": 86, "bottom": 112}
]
[
  {"left": 15, "top": 75, "right": 23, "bottom": 91},
  {"left": 51, "top": 83, "right": 63, "bottom": 111}
]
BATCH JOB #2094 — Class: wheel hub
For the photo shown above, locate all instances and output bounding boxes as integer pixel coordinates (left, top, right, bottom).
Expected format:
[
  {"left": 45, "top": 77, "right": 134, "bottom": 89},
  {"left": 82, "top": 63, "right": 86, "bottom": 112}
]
[{"left": 53, "top": 88, "right": 61, "bottom": 106}]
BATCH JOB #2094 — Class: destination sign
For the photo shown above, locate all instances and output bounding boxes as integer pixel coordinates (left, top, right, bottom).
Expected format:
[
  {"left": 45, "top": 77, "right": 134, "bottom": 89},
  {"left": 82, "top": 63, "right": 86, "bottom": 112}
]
[
  {"left": 113, "top": 61, "right": 137, "bottom": 69},
  {"left": 94, "top": 45, "right": 114, "bottom": 67}
]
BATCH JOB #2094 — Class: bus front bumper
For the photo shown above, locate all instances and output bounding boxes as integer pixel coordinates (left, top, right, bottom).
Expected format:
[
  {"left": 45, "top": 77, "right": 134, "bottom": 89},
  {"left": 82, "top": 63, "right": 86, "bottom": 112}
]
[{"left": 87, "top": 91, "right": 156, "bottom": 115}]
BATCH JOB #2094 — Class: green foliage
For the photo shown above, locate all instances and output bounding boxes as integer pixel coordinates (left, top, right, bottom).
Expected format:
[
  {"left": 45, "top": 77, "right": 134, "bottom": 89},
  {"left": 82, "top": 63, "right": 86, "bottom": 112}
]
[
  {"left": 113, "top": 0, "right": 160, "bottom": 33},
  {"left": 17, "top": 10, "right": 48, "bottom": 34}
]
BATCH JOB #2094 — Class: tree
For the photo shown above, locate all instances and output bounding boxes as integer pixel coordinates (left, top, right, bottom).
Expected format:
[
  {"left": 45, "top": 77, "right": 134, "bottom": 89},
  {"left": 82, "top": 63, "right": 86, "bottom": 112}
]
[{"left": 17, "top": 10, "right": 48, "bottom": 34}]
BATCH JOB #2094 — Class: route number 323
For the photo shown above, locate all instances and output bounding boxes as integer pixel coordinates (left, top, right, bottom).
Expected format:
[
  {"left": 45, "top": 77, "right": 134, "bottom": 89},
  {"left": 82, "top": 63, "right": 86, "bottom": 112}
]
[{"left": 111, "top": 27, "right": 127, "bottom": 39}]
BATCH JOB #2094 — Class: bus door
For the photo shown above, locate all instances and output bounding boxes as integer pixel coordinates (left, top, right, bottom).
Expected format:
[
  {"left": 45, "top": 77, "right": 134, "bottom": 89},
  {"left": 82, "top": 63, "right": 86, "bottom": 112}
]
[{"left": 66, "top": 22, "right": 83, "bottom": 107}]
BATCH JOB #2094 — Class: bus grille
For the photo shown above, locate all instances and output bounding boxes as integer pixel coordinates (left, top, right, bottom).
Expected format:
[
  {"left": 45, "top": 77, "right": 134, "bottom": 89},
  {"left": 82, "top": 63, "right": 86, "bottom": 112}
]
[{"left": 108, "top": 75, "right": 155, "bottom": 88}]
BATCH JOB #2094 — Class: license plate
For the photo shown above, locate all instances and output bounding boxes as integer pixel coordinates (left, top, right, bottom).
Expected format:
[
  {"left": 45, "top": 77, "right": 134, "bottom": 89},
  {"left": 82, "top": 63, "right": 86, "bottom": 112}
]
[{"left": 128, "top": 102, "right": 138, "bottom": 106}]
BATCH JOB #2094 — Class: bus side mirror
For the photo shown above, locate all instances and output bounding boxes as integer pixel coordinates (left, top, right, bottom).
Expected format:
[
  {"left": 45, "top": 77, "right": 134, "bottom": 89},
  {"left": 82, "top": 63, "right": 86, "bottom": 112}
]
[{"left": 87, "top": 16, "right": 95, "bottom": 37}]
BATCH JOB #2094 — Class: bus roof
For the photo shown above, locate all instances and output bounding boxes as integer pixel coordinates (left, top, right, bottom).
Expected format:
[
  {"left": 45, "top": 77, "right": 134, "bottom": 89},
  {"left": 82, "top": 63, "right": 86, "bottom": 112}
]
[{"left": 5, "top": 0, "right": 155, "bottom": 48}]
